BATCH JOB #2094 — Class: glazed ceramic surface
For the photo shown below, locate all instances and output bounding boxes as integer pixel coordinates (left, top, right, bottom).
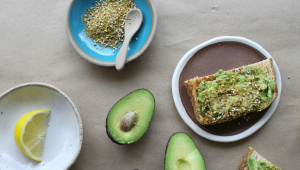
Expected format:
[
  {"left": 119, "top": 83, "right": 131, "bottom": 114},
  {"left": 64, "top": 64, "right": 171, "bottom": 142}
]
[
  {"left": 67, "top": 0, "right": 157, "bottom": 66},
  {"left": 0, "top": 83, "right": 83, "bottom": 169},
  {"left": 172, "top": 36, "right": 282, "bottom": 142}
]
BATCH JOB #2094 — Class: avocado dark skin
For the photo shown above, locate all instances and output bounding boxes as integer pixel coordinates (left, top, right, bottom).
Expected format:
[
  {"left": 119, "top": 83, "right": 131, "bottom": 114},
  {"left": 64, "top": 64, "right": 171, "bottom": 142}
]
[
  {"left": 105, "top": 89, "right": 155, "bottom": 145},
  {"left": 106, "top": 123, "right": 124, "bottom": 145}
]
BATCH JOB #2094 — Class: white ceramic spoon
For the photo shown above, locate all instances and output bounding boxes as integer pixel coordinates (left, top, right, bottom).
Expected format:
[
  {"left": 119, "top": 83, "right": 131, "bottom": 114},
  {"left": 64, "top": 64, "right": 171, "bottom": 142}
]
[{"left": 115, "top": 9, "right": 143, "bottom": 71}]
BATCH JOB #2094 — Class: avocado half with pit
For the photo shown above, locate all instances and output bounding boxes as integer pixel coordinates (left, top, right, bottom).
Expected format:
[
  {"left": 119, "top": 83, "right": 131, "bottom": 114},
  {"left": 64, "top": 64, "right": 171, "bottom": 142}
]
[
  {"left": 106, "top": 89, "right": 155, "bottom": 145},
  {"left": 165, "top": 132, "right": 206, "bottom": 170}
]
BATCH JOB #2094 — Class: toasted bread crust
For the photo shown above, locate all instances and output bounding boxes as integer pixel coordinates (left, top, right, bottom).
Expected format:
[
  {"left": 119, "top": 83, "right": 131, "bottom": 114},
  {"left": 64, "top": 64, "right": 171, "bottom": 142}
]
[
  {"left": 238, "top": 147, "right": 255, "bottom": 170},
  {"left": 184, "top": 58, "right": 278, "bottom": 125},
  {"left": 238, "top": 147, "right": 276, "bottom": 170}
]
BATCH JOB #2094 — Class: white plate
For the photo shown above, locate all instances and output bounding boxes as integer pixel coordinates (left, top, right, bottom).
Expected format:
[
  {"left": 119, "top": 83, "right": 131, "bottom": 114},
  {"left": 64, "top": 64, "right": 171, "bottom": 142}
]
[
  {"left": 172, "top": 36, "right": 282, "bottom": 142},
  {"left": 0, "top": 82, "right": 83, "bottom": 169}
]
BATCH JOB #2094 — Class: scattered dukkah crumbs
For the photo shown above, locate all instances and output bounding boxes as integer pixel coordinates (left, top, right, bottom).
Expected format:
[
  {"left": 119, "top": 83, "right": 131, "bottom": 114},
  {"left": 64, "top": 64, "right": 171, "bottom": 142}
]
[
  {"left": 244, "top": 116, "right": 250, "bottom": 121},
  {"left": 288, "top": 76, "right": 291, "bottom": 79},
  {"left": 81, "top": 0, "right": 136, "bottom": 49}
]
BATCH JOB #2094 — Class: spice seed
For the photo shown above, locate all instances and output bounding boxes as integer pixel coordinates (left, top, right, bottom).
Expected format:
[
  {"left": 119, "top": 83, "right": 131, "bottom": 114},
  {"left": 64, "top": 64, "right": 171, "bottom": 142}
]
[{"left": 81, "top": 0, "right": 136, "bottom": 49}]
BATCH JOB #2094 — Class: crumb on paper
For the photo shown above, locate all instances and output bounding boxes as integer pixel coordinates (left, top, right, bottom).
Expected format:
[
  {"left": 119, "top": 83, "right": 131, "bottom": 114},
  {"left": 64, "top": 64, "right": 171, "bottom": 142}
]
[
  {"left": 212, "top": 5, "right": 218, "bottom": 11},
  {"left": 288, "top": 76, "right": 291, "bottom": 79}
]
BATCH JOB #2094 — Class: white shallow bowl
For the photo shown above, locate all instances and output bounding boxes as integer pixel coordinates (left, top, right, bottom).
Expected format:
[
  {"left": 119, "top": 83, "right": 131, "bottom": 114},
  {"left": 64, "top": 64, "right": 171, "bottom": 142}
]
[
  {"left": 172, "top": 36, "right": 282, "bottom": 142},
  {"left": 0, "top": 82, "right": 83, "bottom": 169}
]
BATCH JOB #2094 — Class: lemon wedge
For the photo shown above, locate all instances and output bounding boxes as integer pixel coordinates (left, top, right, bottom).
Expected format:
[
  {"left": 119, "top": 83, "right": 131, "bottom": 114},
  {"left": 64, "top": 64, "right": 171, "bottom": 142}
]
[{"left": 14, "top": 109, "right": 50, "bottom": 161}]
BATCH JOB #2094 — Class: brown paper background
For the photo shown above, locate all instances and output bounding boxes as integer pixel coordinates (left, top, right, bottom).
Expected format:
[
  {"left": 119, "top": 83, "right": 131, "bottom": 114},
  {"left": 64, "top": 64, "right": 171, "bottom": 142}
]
[{"left": 0, "top": 0, "right": 299, "bottom": 169}]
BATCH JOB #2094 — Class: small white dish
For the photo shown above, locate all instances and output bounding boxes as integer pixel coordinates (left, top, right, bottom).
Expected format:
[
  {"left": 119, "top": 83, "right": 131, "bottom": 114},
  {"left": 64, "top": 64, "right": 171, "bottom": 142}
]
[
  {"left": 0, "top": 82, "right": 83, "bottom": 169},
  {"left": 172, "top": 36, "right": 282, "bottom": 142}
]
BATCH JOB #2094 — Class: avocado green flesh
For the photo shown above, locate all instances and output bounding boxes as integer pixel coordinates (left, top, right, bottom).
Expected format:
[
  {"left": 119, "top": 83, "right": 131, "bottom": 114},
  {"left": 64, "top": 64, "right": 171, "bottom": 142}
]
[
  {"left": 198, "top": 66, "right": 276, "bottom": 123},
  {"left": 107, "top": 89, "right": 154, "bottom": 144},
  {"left": 165, "top": 133, "right": 206, "bottom": 170},
  {"left": 247, "top": 156, "right": 281, "bottom": 170}
]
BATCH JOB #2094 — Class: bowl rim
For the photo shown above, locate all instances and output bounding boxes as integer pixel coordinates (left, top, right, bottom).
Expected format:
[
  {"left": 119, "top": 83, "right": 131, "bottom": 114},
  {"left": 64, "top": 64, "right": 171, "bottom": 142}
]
[
  {"left": 171, "top": 36, "right": 282, "bottom": 142},
  {"left": 66, "top": 0, "right": 157, "bottom": 67},
  {"left": 0, "top": 82, "right": 83, "bottom": 169}
]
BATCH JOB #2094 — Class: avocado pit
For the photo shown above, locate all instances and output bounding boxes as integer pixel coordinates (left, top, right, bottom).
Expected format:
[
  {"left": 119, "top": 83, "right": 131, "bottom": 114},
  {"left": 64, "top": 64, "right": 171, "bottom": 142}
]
[{"left": 120, "top": 111, "right": 138, "bottom": 132}]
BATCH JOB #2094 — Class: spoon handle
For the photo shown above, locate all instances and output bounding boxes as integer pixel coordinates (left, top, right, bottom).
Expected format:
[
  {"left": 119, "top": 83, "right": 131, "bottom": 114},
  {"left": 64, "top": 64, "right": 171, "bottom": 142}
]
[{"left": 115, "top": 36, "right": 132, "bottom": 71}]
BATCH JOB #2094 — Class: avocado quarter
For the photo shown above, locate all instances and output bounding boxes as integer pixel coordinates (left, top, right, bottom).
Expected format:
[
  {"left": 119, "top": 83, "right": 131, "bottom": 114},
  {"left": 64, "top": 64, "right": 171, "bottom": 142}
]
[
  {"left": 106, "top": 89, "right": 155, "bottom": 145},
  {"left": 165, "top": 132, "right": 206, "bottom": 170}
]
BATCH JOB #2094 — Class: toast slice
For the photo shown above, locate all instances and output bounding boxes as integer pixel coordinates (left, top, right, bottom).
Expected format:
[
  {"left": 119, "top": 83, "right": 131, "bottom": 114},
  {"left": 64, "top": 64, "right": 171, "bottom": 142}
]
[
  {"left": 238, "top": 147, "right": 281, "bottom": 170},
  {"left": 184, "top": 58, "right": 278, "bottom": 125}
]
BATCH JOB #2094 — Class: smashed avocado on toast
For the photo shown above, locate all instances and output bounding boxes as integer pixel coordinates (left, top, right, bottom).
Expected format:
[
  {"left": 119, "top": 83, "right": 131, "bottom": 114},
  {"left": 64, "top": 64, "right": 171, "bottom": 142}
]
[
  {"left": 184, "top": 58, "right": 278, "bottom": 125},
  {"left": 238, "top": 147, "right": 281, "bottom": 170}
]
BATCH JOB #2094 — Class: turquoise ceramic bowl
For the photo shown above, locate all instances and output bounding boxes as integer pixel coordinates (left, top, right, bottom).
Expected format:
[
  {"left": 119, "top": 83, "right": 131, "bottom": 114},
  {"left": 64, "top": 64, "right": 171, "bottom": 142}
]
[{"left": 67, "top": 0, "right": 157, "bottom": 66}]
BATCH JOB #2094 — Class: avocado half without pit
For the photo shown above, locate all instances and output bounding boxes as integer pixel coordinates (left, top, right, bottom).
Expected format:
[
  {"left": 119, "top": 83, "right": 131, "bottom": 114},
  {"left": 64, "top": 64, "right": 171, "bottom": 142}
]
[
  {"left": 165, "top": 132, "right": 206, "bottom": 170},
  {"left": 106, "top": 89, "right": 155, "bottom": 145}
]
